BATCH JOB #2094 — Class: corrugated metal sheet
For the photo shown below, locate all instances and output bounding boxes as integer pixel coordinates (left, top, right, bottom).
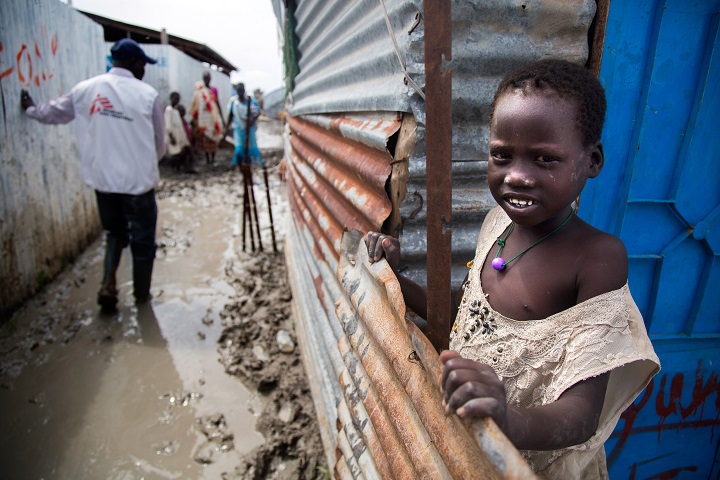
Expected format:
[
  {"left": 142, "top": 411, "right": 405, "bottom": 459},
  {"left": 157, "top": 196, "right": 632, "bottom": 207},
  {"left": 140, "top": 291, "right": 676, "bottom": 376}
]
[
  {"left": 285, "top": 113, "right": 398, "bottom": 257},
  {"left": 105, "top": 43, "right": 232, "bottom": 113},
  {"left": 289, "top": 0, "right": 424, "bottom": 116},
  {"left": 337, "top": 230, "right": 534, "bottom": 479},
  {"left": 281, "top": 1, "right": 597, "bottom": 476},
  {"left": 0, "top": 0, "right": 105, "bottom": 316}
]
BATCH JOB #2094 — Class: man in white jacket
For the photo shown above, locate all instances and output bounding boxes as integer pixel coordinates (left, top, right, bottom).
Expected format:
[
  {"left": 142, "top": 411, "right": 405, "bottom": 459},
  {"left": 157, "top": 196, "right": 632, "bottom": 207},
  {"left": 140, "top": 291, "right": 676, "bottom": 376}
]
[{"left": 21, "top": 38, "right": 166, "bottom": 311}]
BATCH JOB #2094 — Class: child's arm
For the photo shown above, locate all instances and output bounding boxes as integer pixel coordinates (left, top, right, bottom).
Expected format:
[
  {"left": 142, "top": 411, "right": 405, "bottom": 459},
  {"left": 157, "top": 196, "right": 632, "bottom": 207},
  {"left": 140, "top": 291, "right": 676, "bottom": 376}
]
[{"left": 440, "top": 351, "right": 609, "bottom": 450}]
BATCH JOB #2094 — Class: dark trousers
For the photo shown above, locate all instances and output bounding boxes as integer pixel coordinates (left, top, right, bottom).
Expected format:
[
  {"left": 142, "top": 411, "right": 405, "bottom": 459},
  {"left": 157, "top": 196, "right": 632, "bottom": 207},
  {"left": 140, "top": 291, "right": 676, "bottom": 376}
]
[{"left": 95, "top": 189, "right": 157, "bottom": 261}]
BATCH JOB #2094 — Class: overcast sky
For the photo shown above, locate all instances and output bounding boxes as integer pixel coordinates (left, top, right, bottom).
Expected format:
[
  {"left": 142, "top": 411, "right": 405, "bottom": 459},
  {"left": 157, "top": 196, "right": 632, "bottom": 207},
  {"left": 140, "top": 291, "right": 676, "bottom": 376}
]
[{"left": 61, "top": 0, "right": 285, "bottom": 94}]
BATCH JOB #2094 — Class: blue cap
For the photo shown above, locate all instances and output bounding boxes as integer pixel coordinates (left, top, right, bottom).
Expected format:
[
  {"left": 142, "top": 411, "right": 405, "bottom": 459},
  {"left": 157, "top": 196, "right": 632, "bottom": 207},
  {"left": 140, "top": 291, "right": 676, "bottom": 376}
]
[{"left": 110, "top": 39, "right": 157, "bottom": 64}]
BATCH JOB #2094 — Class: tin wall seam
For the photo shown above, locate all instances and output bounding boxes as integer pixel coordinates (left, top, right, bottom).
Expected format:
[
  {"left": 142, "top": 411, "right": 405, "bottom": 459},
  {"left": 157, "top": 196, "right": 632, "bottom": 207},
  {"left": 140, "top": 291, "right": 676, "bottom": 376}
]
[{"left": 0, "top": 0, "right": 105, "bottom": 315}]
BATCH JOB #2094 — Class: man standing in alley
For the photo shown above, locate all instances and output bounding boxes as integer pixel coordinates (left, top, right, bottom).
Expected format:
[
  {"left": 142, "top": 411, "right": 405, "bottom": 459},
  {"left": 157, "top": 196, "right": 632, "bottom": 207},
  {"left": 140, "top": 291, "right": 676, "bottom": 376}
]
[{"left": 20, "top": 38, "right": 166, "bottom": 312}]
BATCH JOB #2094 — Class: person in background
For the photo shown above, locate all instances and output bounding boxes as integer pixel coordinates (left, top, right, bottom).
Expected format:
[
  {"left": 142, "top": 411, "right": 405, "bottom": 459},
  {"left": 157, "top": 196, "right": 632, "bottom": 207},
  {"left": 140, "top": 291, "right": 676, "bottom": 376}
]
[
  {"left": 21, "top": 38, "right": 166, "bottom": 311},
  {"left": 189, "top": 71, "right": 224, "bottom": 165},
  {"left": 225, "top": 82, "right": 263, "bottom": 167},
  {"left": 164, "top": 91, "right": 196, "bottom": 173},
  {"left": 177, "top": 104, "right": 194, "bottom": 157},
  {"left": 366, "top": 59, "right": 659, "bottom": 479}
]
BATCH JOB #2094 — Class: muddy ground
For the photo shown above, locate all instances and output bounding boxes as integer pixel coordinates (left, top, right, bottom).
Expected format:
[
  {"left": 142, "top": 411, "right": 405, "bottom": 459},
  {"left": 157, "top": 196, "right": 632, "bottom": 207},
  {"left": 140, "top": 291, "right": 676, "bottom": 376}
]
[
  {"left": 156, "top": 152, "right": 327, "bottom": 479},
  {"left": 0, "top": 119, "right": 327, "bottom": 479}
]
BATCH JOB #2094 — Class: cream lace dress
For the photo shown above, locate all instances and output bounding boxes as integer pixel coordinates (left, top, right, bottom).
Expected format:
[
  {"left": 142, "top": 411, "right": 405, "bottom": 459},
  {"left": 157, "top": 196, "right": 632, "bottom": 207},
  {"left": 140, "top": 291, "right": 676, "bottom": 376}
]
[{"left": 449, "top": 207, "right": 660, "bottom": 479}]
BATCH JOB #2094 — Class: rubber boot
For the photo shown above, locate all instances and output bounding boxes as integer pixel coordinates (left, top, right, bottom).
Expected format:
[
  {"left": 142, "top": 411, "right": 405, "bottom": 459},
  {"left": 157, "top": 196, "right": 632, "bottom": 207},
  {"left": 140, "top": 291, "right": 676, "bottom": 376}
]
[
  {"left": 98, "top": 237, "right": 123, "bottom": 311},
  {"left": 133, "top": 259, "right": 154, "bottom": 304}
]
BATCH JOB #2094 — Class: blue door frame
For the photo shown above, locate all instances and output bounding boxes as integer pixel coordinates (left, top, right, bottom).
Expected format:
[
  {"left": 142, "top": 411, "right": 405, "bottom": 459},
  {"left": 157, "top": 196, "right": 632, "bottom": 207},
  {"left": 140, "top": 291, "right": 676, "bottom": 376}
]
[{"left": 579, "top": 0, "right": 720, "bottom": 478}]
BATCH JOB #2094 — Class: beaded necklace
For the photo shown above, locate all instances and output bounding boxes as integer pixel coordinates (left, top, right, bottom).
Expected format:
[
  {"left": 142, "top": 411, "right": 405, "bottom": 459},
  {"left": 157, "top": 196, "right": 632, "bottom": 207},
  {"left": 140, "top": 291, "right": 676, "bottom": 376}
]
[{"left": 491, "top": 210, "right": 574, "bottom": 271}]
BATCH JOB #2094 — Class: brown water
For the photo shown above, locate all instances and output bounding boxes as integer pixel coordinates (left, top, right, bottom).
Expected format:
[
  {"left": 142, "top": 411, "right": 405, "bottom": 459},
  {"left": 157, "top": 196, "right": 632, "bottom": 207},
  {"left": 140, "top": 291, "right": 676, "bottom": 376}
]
[{"left": 0, "top": 141, "right": 289, "bottom": 479}]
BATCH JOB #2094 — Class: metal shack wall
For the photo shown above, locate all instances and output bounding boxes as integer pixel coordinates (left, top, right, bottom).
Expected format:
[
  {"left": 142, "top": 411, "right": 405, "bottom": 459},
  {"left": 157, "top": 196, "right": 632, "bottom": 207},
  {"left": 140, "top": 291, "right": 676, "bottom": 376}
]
[
  {"left": 582, "top": 0, "right": 720, "bottom": 477},
  {"left": 283, "top": 0, "right": 596, "bottom": 476},
  {"left": 0, "top": 0, "right": 105, "bottom": 317},
  {"left": 104, "top": 43, "right": 233, "bottom": 113}
]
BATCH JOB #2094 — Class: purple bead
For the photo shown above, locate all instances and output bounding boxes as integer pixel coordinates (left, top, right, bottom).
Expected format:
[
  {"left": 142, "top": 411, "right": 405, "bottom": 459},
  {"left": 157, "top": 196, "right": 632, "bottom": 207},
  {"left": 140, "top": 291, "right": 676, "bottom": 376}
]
[{"left": 491, "top": 257, "right": 505, "bottom": 270}]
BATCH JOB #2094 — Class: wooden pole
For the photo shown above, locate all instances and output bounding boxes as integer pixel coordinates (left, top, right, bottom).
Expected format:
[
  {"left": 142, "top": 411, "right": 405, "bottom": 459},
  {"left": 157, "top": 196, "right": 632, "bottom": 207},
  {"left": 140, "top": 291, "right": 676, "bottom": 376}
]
[
  {"left": 244, "top": 96, "right": 263, "bottom": 252},
  {"left": 263, "top": 166, "right": 278, "bottom": 253},
  {"left": 423, "top": 0, "right": 453, "bottom": 352}
]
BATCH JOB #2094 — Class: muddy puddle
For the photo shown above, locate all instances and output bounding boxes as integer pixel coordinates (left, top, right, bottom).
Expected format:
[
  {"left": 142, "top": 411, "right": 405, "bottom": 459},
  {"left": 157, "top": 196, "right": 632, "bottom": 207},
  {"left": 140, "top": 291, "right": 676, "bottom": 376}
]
[{"left": 0, "top": 119, "right": 326, "bottom": 479}]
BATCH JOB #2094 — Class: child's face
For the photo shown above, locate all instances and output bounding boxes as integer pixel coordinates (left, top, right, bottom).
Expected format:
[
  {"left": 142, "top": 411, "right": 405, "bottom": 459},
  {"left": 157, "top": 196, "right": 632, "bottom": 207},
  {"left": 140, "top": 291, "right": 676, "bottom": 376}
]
[{"left": 488, "top": 91, "right": 602, "bottom": 227}]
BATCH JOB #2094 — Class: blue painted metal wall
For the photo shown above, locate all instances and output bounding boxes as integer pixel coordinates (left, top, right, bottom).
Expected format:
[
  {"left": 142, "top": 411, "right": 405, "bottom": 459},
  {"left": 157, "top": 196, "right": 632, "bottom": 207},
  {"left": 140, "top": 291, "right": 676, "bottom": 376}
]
[{"left": 580, "top": 0, "right": 720, "bottom": 478}]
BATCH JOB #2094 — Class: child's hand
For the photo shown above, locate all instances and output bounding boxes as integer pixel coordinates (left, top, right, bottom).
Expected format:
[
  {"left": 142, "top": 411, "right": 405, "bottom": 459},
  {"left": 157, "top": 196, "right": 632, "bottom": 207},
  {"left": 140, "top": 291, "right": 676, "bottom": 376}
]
[
  {"left": 365, "top": 231, "right": 401, "bottom": 270},
  {"left": 440, "top": 350, "right": 507, "bottom": 429}
]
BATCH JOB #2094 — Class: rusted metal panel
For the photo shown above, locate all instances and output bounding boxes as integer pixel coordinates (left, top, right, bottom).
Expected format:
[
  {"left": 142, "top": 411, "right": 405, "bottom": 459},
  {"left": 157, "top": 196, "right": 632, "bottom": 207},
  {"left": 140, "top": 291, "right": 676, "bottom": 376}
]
[
  {"left": 286, "top": 114, "right": 398, "bottom": 263},
  {"left": 335, "top": 292, "right": 453, "bottom": 479},
  {"left": 423, "top": 0, "right": 454, "bottom": 351},
  {"left": 337, "top": 230, "right": 536, "bottom": 479},
  {"left": 338, "top": 366, "right": 405, "bottom": 479},
  {"left": 286, "top": 225, "right": 340, "bottom": 472},
  {"left": 337, "top": 395, "right": 381, "bottom": 479},
  {"left": 0, "top": 0, "right": 105, "bottom": 316},
  {"left": 300, "top": 112, "right": 402, "bottom": 152},
  {"left": 338, "top": 338, "right": 419, "bottom": 479}
]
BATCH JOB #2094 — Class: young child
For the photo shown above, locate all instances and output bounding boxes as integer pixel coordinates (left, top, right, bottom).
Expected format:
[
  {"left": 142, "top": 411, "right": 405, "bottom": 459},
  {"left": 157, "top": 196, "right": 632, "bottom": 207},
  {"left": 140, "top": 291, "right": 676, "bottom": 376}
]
[{"left": 366, "top": 59, "right": 659, "bottom": 479}]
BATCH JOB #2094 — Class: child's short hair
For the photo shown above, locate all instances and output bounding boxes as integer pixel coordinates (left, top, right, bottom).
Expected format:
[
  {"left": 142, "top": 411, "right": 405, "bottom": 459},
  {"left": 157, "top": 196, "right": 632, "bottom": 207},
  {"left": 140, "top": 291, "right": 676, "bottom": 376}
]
[{"left": 490, "top": 58, "right": 606, "bottom": 147}]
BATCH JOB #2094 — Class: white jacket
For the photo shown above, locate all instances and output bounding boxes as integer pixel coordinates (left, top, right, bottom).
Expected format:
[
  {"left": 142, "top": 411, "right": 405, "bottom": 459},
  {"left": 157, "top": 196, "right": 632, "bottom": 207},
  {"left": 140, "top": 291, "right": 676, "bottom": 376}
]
[{"left": 26, "top": 68, "right": 165, "bottom": 195}]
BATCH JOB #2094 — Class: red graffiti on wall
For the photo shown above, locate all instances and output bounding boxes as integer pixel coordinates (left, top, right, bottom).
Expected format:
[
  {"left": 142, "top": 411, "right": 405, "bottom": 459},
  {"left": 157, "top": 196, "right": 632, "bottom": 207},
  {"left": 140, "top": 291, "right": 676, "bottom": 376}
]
[
  {"left": 0, "top": 28, "right": 59, "bottom": 87},
  {"left": 607, "top": 360, "right": 720, "bottom": 474}
]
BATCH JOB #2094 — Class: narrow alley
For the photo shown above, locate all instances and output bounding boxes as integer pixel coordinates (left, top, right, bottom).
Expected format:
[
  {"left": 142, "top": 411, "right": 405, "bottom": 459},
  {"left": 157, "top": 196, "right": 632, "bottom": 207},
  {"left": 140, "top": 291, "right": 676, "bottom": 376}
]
[{"left": 0, "top": 119, "right": 326, "bottom": 479}]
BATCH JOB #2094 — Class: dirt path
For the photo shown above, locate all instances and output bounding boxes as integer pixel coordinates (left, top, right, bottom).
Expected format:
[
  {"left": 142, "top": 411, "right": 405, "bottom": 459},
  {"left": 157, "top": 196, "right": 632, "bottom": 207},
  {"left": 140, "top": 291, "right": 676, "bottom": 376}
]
[{"left": 0, "top": 119, "right": 326, "bottom": 479}]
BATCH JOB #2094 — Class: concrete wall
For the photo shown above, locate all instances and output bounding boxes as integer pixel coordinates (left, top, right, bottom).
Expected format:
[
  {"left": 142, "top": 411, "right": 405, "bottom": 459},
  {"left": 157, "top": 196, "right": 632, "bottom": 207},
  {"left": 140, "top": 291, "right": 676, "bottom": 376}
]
[{"left": 0, "top": 0, "right": 106, "bottom": 318}]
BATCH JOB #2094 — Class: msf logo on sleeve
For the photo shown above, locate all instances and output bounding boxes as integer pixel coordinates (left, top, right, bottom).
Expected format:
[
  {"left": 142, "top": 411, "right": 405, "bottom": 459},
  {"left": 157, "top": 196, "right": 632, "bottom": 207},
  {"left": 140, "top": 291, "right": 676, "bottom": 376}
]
[{"left": 89, "top": 93, "right": 133, "bottom": 122}]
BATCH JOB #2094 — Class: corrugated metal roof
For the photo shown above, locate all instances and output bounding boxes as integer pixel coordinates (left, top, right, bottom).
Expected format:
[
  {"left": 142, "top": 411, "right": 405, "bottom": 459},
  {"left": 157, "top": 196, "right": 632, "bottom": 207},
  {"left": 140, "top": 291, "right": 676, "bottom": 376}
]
[{"left": 78, "top": 10, "right": 236, "bottom": 73}]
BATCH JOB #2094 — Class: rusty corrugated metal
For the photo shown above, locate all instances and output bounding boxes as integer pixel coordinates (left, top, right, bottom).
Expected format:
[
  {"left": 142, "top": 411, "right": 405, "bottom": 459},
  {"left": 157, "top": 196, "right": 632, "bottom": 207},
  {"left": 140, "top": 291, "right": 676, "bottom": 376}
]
[
  {"left": 286, "top": 114, "right": 398, "bottom": 258},
  {"left": 335, "top": 230, "right": 535, "bottom": 479}
]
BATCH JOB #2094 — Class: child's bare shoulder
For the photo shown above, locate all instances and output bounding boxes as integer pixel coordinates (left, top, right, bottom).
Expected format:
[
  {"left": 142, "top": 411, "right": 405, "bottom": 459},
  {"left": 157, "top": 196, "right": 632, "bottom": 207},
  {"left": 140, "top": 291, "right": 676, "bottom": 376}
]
[{"left": 575, "top": 221, "right": 628, "bottom": 301}]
